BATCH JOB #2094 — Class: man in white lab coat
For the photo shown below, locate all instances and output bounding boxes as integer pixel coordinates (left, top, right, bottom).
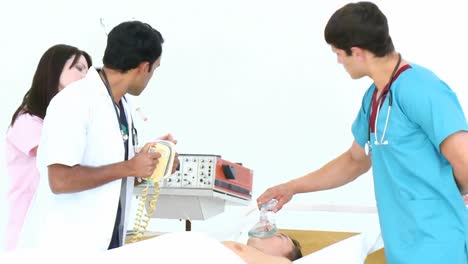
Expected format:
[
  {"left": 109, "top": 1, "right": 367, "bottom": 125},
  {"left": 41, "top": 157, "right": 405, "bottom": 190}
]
[{"left": 19, "top": 21, "right": 176, "bottom": 251}]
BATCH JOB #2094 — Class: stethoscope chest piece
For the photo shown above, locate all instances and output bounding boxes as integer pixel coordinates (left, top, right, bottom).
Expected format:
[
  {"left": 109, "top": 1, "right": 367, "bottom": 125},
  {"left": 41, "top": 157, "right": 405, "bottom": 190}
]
[{"left": 365, "top": 142, "right": 371, "bottom": 156}]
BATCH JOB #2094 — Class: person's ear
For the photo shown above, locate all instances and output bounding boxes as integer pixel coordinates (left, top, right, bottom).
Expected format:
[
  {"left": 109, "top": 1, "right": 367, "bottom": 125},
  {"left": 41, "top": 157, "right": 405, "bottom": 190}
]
[
  {"left": 137, "top": 61, "right": 150, "bottom": 74},
  {"left": 350, "top": 47, "right": 365, "bottom": 62}
]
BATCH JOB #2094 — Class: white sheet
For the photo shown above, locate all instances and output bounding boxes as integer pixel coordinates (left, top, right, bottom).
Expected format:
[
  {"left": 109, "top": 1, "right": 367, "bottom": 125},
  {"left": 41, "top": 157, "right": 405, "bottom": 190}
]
[
  {"left": 1, "top": 232, "right": 245, "bottom": 264},
  {"left": 105, "top": 231, "right": 245, "bottom": 263},
  {"left": 1, "top": 231, "right": 380, "bottom": 264}
]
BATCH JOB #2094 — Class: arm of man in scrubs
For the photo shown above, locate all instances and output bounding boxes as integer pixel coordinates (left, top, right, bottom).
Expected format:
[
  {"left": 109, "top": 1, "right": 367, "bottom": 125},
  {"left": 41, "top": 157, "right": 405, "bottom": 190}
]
[
  {"left": 399, "top": 76, "right": 468, "bottom": 195},
  {"left": 441, "top": 133, "right": 468, "bottom": 195}
]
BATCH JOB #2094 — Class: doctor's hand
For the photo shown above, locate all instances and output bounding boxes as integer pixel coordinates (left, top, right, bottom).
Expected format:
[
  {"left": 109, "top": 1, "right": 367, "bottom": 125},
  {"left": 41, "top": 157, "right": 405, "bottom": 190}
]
[
  {"left": 129, "top": 142, "right": 161, "bottom": 178},
  {"left": 257, "top": 182, "right": 294, "bottom": 213},
  {"left": 464, "top": 194, "right": 468, "bottom": 205}
]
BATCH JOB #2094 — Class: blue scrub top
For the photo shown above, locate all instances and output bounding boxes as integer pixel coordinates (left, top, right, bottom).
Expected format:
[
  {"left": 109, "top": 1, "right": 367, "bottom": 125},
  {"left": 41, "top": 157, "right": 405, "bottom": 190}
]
[{"left": 352, "top": 64, "right": 468, "bottom": 263}]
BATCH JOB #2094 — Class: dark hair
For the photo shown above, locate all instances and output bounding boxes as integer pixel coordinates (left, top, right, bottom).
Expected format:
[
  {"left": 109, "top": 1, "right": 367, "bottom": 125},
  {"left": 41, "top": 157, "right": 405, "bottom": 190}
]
[
  {"left": 324, "top": 1, "right": 394, "bottom": 57},
  {"left": 286, "top": 237, "right": 303, "bottom": 261},
  {"left": 10, "top": 44, "right": 92, "bottom": 126},
  {"left": 103, "top": 21, "right": 164, "bottom": 72}
]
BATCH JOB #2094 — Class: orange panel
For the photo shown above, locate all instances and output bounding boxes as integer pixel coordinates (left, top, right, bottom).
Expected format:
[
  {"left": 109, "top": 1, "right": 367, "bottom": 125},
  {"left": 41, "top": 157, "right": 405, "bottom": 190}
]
[{"left": 214, "top": 158, "right": 253, "bottom": 199}]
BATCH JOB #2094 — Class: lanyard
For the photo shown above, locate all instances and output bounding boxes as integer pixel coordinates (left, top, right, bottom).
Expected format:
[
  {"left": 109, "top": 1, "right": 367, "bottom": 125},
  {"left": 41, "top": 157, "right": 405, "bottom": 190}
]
[
  {"left": 100, "top": 69, "right": 138, "bottom": 158},
  {"left": 365, "top": 53, "right": 401, "bottom": 155}
]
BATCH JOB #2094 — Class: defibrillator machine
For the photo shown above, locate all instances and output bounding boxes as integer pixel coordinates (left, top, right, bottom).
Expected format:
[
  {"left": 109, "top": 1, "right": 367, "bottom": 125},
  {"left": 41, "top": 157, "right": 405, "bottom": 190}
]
[
  {"left": 164, "top": 154, "right": 253, "bottom": 200},
  {"left": 132, "top": 144, "right": 253, "bottom": 240}
]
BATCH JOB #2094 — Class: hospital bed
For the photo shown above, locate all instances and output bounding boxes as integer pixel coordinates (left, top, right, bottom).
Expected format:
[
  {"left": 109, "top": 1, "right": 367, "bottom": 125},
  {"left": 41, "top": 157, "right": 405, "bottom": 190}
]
[
  {"left": 123, "top": 202, "right": 385, "bottom": 263},
  {"left": 1, "top": 202, "right": 385, "bottom": 264},
  {"left": 119, "top": 228, "right": 383, "bottom": 264},
  {"left": 0, "top": 232, "right": 383, "bottom": 264}
]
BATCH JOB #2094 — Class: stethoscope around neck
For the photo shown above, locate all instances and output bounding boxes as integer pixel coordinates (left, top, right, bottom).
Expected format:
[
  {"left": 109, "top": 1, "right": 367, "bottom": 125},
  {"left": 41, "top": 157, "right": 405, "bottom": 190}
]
[
  {"left": 100, "top": 68, "right": 139, "bottom": 152},
  {"left": 364, "top": 53, "right": 401, "bottom": 156}
]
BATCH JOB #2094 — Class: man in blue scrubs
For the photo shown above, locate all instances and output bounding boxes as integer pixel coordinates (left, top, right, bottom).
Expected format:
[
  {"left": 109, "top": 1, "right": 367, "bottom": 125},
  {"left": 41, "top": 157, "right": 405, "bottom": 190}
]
[{"left": 257, "top": 2, "right": 468, "bottom": 263}]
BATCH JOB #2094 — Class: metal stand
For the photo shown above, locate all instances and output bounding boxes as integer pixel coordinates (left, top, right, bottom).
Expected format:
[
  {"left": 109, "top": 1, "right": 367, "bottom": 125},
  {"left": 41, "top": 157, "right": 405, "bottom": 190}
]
[{"left": 185, "top": 219, "right": 191, "bottom": 231}]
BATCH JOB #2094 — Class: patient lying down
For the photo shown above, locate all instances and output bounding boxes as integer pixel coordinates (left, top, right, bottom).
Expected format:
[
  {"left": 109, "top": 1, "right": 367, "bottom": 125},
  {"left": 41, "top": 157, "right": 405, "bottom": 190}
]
[
  {"left": 107, "top": 231, "right": 302, "bottom": 264},
  {"left": 224, "top": 233, "right": 303, "bottom": 263}
]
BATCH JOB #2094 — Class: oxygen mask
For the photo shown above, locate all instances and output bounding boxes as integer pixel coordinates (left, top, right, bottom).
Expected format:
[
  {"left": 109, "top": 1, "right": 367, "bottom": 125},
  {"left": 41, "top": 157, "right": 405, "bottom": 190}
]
[{"left": 248, "top": 199, "right": 278, "bottom": 238}]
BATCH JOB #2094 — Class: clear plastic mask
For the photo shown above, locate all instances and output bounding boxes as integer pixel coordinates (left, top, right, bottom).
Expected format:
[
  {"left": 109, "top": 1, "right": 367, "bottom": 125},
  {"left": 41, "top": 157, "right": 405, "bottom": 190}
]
[{"left": 248, "top": 199, "right": 278, "bottom": 238}]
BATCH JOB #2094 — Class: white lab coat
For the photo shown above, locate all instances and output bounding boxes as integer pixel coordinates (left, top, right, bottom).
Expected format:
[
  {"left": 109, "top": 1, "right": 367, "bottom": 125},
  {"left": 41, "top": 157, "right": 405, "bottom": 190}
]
[{"left": 19, "top": 69, "right": 136, "bottom": 252}]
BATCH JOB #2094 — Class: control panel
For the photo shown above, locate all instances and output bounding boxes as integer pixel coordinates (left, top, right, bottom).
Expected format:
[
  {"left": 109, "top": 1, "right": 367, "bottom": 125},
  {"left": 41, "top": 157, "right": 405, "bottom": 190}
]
[{"left": 162, "top": 154, "right": 253, "bottom": 200}]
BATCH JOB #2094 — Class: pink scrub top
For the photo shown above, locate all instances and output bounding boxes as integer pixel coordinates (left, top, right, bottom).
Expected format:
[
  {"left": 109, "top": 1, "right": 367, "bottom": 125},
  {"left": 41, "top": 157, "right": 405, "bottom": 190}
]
[{"left": 5, "top": 113, "right": 43, "bottom": 250}]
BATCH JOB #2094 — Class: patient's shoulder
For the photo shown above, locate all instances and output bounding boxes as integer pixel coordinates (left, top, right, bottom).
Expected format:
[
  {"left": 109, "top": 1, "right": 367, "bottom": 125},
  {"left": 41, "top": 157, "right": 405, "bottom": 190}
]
[
  {"left": 222, "top": 241, "right": 292, "bottom": 264},
  {"left": 223, "top": 241, "right": 246, "bottom": 252}
]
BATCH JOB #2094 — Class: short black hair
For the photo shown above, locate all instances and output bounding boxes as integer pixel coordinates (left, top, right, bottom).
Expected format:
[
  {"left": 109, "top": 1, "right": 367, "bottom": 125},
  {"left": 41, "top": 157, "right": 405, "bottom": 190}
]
[
  {"left": 286, "top": 237, "right": 303, "bottom": 261},
  {"left": 324, "top": 1, "right": 394, "bottom": 57},
  {"left": 103, "top": 21, "right": 164, "bottom": 72}
]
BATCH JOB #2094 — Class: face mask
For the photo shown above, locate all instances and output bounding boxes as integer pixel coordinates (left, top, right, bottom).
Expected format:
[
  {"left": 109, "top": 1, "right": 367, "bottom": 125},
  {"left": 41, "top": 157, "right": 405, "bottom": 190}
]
[{"left": 248, "top": 199, "right": 278, "bottom": 238}]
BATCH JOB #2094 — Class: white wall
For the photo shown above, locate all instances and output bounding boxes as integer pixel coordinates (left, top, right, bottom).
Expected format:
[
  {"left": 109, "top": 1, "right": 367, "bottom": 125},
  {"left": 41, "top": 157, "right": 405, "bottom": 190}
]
[{"left": 1, "top": 0, "right": 467, "bottom": 248}]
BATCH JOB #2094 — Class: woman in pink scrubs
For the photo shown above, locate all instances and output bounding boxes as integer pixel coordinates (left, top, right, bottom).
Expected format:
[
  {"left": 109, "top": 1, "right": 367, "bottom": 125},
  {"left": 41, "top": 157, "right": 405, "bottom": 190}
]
[{"left": 5, "top": 44, "right": 92, "bottom": 250}]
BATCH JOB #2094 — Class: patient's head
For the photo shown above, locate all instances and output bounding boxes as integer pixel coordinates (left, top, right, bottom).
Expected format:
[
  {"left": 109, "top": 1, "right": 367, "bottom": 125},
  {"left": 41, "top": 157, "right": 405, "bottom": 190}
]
[{"left": 247, "top": 233, "right": 303, "bottom": 261}]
